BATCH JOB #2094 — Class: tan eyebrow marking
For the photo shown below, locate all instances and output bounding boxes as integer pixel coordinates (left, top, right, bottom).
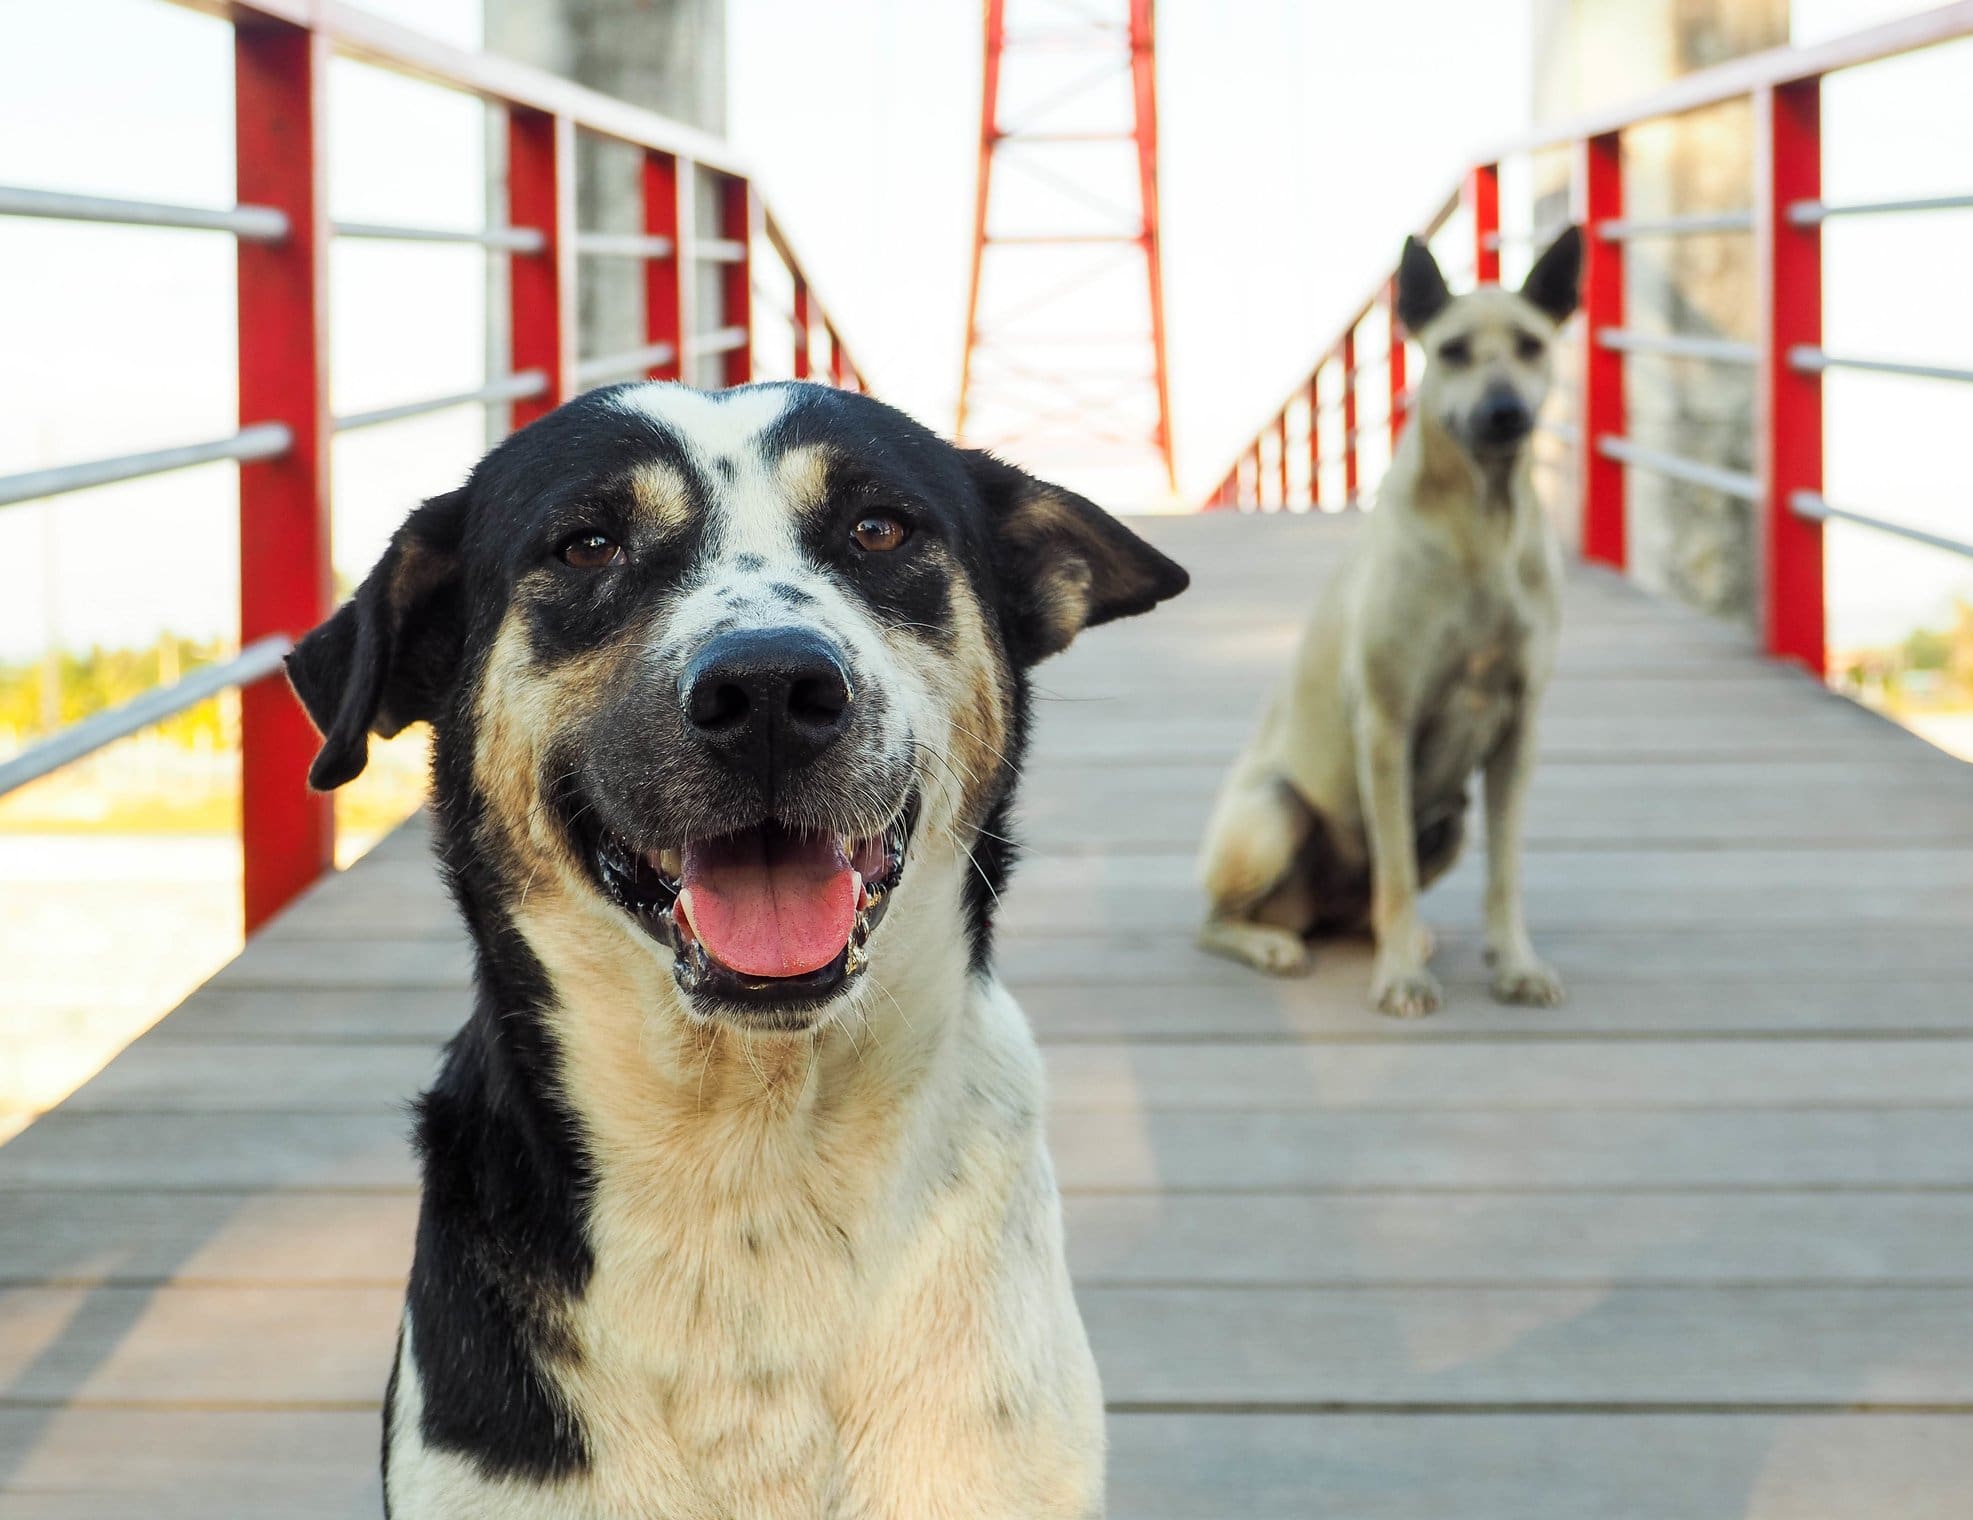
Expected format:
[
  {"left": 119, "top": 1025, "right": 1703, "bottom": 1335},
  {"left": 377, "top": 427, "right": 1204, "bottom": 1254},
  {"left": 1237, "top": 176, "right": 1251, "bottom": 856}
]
[
  {"left": 776, "top": 443, "right": 836, "bottom": 517},
  {"left": 628, "top": 460, "right": 695, "bottom": 533}
]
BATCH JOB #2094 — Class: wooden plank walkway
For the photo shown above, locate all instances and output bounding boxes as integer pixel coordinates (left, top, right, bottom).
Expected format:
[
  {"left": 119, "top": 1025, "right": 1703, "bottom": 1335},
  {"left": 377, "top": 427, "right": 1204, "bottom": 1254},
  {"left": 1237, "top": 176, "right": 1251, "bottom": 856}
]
[{"left": 6, "top": 512, "right": 1973, "bottom": 1517}]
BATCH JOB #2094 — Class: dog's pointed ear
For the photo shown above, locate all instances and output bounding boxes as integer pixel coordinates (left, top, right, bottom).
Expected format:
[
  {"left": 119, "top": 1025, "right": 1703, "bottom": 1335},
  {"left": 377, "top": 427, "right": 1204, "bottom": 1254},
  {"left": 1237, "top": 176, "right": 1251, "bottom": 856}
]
[
  {"left": 965, "top": 452, "right": 1189, "bottom": 666},
  {"left": 1521, "top": 225, "right": 1584, "bottom": 323},
  {"left": 285, "top": 488, "right": 468, "bottom": 791},
  {"left": 1396, "top": 235, "right": 1452, "bottom": 335}
]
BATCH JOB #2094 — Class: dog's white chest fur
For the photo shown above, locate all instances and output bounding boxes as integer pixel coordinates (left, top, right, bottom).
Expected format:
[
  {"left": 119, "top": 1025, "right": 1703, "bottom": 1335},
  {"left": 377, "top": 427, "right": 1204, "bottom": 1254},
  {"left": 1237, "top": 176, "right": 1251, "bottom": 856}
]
[{"left": 386, "top": 943, "right": 1105, "bottom": 1520}]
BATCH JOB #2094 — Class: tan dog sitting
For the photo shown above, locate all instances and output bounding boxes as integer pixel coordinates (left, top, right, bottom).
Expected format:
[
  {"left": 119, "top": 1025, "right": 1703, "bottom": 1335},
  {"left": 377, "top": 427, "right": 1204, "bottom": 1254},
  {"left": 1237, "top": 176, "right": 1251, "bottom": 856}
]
[{"left": 1197, "top": 226, "right": 1582, "bottom": 1017}]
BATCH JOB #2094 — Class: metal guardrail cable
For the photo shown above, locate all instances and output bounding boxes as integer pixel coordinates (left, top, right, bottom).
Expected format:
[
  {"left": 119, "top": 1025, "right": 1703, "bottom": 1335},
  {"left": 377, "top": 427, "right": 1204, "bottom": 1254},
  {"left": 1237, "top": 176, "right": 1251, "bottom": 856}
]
[
  {"left": 1789, "top": 491, "right": 1973, "bottom": 559},
  {"left": 0, "top": 636, "right": 293, "bottom": 797},
  {"left": 0, "top": 183, "right": 290, "bottom": 241},
  {"left": 1597, "top": 329, "right": 1761, "bottom": 363},
  {"left": 334, "top": 374, "right": 550, "bottom": 433},
  {"left": 575, "top": 231, "right": 677, "bottom": 259},
  {"left": 0, "top": 425, "right": 294, "bottom": 509},
  {"left": 1598, "top": 211, "right": 1755, "bottom": 239},
  {"left": 1789, "top": 192, "right": 1973, "bottom": 224},
  {"left": 1596, "top": 435, "right": 1762, "bottom": 501},
  {"left": 1788, "top": 346, "right": 1973, "bottom": 384},
  {"left": 573, "top": 344, "right": 682, "bottom": 388},
  {"left": 334, "top": 221, "right": 546, "bottom": 252}
]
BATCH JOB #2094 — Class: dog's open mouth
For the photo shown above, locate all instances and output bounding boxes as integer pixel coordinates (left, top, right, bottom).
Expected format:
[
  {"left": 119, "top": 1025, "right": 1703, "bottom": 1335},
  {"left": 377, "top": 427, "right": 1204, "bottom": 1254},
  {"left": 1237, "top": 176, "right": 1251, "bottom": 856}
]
[{"left": 590, "top": 802, "right": 915, "bottom": 1015}]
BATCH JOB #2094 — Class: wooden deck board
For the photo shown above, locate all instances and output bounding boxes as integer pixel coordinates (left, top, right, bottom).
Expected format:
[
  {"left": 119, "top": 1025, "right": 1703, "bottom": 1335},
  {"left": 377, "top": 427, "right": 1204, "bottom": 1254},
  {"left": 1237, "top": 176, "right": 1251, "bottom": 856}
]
[{"left": 5, "top": 513, "right": 1973, "bottom": 1515}]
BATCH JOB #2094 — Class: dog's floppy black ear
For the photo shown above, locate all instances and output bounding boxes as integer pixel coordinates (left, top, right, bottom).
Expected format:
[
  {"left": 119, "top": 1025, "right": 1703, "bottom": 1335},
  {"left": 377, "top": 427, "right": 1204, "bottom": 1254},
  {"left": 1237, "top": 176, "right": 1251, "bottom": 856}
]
[
  {"left": 1521, "top": 225, "right": 1584, "bottom": 323},
  {"left": 966, "top": 451, "right": 1189, "bottom": 666},
  {"left": 285, "top": 488, "right": 468, "bottom": 790},
  {"left": 1396, "top": 235, "right": 1452, "bottom": 335}
]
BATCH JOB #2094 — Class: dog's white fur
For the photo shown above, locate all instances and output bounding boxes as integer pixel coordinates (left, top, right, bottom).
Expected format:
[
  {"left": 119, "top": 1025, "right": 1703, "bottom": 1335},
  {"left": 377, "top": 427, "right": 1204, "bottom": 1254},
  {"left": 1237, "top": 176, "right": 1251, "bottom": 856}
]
[
  {"left": 384, "top": 383, "right": 1106, "bottom": 1517},
  {"left": 1197, "top": 248, "right": 1575, "bottom": 1017},
  {"left": 387, "top": 866, "right": 1103, "bottom": 1517}
]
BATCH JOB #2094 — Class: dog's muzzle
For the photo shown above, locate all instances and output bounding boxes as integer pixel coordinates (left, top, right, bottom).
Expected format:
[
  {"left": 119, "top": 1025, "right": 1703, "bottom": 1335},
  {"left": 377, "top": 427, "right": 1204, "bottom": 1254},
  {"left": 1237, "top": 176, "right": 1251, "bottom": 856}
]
[
  {"left": 1470, "top": 382, "right": 1534, "bottom": 449},
  {"left": 563, "top": 623, "right": 919, "bottom": 1024}
]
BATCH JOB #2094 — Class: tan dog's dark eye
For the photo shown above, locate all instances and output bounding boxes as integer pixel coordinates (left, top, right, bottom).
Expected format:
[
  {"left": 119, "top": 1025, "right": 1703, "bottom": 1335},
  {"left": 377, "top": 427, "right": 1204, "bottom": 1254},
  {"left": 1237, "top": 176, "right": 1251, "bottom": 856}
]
[
  {"left": 559, "top": 533, "right": 625, "bottom": 569},
  {"left": 1438, "top": 337, "right": 1472, "bottom": 366},
  {"left": 1515, "top": 332, "right": 1545, "bottom": 362},
  {"left": 852, "top": 515, "right": 909, "bottom": 553}
]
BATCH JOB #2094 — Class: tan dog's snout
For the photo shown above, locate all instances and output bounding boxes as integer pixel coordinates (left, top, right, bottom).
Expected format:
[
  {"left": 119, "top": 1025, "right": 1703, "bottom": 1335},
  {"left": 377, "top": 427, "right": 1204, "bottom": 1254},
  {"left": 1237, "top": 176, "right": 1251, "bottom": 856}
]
[{"left": 1470, "top": 380, "right": 1536, "bottom": 449}]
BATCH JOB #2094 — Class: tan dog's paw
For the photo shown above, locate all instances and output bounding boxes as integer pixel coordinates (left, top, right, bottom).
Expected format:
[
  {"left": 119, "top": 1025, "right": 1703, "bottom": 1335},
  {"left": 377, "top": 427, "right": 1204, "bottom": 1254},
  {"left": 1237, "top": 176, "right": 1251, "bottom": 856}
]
[
  {"left": 1372, "top": 966, "right": 1443, "bottom": 1019},
  {"left": 1491, "top": 960, "right": 1565, "bottom": 1007},
  {"left": 1199, "top": 920, "right": 1312, "bottom": 977}
]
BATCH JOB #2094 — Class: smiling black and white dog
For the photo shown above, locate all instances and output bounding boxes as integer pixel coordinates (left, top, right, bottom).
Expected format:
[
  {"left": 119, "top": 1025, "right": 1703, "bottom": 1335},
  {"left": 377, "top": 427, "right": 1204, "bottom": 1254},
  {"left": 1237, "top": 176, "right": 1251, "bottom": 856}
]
[{"left": 287, "top": 379, "right": 1188, "bottom": 1519}]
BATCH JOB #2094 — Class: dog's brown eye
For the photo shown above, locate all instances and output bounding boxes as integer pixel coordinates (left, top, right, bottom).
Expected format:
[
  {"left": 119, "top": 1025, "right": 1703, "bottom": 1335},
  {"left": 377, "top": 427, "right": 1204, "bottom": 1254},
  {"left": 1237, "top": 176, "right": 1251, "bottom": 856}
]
[
  {"left": 852, "top": 514, "right": 909, "bottom": 553},
  {"left": 1516, "top": 331, "right": 1546, "bottom": 362},
  {"left": 559, "top": 532, "right": 625, "bottom": 569},
  {"left": 1439, "top": 337, "right": 1472, "bottom": 366}
]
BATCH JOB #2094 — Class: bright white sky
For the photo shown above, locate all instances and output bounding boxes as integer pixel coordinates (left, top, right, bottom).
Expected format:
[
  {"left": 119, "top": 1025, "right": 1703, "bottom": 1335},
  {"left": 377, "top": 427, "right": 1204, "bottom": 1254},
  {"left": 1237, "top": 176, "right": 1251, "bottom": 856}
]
[{"left": 0, "top": 0, "right": 1968, "bottom": 666}]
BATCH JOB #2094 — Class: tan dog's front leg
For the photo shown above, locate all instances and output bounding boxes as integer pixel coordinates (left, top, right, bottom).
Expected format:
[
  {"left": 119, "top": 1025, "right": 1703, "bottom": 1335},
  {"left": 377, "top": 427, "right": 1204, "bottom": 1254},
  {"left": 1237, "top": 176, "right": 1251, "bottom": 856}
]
[
  {"left": 1356, "top": 703, "right": 1440, "bottom": 1017},
  {"left": 1483, "top": 714, "right": 1564, "bottom": 1006}
]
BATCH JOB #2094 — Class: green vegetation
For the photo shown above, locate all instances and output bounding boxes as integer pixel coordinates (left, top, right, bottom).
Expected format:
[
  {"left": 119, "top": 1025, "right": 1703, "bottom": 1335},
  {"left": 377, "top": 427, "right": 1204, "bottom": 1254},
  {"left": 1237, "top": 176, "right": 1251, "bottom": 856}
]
[
  {"left": 0, "top": 633, "right": 232, "bottom": 749},
  {"left": 0, "top": 632, "right": 428, "bottom": 841},
  {"left": 1834, "top": 598, "right": 1973, "bottom": 711}
]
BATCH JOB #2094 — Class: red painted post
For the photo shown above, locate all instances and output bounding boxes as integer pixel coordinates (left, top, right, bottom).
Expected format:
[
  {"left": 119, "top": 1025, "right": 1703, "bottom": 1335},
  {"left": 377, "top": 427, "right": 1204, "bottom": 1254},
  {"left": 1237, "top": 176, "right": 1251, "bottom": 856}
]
[
  {"left": 1307, "top": 372, "right": 1322, "bottom": 509},
  {"left": 642, "top": 150, "right": 682, "bottom": 380},
  {"left": 509, "top": 108, "right": 574, "bottom": 425},
  {"left": 719, "top": 174, "right": 752, "bottom": 386},
  {"left": 1758, "top": 80, "right": 1826, "bottom": 675},
  {"left": 828, "top": 327, "right": 846, "bottom": 388},
  {"left": 1341, "top": 330, "right": 1359, "bottom": 505},
  {"left": 1248, "top": 441, "right": 1263, "bottom": 509},
  {"left": 1387, "top": 283, "right": 1407, "bottom": 450},
  {"left": 1580, "top": 130, "right": 1626, "bottom": 568},
  {"left": 235, "top": 17, "right": 332, "bottom": 933},
  {"left": 792, "top": 277, "right": 812, "bottom": 380},
  {"left": 1275, "top": 410, "right": 1290, "bottom": 507},
  {"left": 1470, "top": 162, "right": 1501, "bottom": 284}
]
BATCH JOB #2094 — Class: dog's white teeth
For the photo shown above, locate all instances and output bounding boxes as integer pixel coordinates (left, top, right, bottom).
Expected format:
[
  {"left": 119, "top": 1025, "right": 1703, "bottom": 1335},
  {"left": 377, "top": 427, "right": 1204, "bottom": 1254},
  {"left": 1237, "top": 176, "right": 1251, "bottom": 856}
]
[{"left": 650, "top": 848, "right": 682, "bottom": 879}]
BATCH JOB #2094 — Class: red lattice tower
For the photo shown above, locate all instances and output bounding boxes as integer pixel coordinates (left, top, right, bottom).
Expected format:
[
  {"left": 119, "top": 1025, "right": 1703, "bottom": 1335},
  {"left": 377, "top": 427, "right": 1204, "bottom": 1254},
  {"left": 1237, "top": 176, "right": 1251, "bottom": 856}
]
[{"left": 957, "top": 0, "right": 1175, "bottom": 504}]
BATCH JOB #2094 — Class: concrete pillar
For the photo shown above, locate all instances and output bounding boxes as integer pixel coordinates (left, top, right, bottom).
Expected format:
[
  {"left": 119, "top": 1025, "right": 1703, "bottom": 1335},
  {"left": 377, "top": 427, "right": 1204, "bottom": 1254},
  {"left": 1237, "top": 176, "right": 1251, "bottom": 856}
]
[
  {"left": 483, "top": 0, "right": 727, "bottom": 429},
  {"left": 1530, "top": 0, "right": 1787, "bottom": 624}
]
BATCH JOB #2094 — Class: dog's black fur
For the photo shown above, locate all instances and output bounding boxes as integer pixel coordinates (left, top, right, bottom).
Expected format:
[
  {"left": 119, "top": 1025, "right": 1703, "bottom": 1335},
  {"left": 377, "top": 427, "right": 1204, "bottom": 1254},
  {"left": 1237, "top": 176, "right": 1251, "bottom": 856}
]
[{"left": 286, "top": 381, "right": 1187, "bottom": 1493}]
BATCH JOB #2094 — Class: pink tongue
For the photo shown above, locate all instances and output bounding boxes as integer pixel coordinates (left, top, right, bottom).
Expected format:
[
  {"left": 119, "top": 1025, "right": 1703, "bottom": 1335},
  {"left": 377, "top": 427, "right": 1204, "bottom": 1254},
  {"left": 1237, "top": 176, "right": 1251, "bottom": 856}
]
[{"left": 679, "top": 827, "right": 858, "bottom": 979}]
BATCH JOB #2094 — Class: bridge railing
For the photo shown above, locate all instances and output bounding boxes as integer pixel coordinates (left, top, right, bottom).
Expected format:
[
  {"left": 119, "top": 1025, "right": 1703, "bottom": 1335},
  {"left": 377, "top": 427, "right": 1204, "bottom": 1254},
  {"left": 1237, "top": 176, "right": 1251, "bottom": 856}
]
[
  {"left": 0, "top": 0, "right": 863, "bottom": 933},
  {"left": 1204, "top": 0, "right": 1973, "bottom": 682}
]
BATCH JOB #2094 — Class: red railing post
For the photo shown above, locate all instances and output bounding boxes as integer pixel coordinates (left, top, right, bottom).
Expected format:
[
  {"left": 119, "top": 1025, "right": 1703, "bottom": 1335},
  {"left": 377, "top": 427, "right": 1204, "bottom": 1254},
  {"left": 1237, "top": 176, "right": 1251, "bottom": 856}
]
[
  {"left": 719, "top": 174, "right": 752, "bottom": 386},
  {"left": 792, "top": 276, "right": 812, "bottom": 380},
  {"left": 1307, "top": 371, "right": 1322, "bottom": 509},
  {"left": 1387, "top": 282, "right": 1407, "bottom": 449},
  {"left": 828, "top": 326, "right": 846, "bottom": 388},
  {"left": 1470, "top": 162, "right": 1501, "bottom": 284},
  {"left": 509, "top": 108, "right": 574, "bottom": 425},
  {"left": 642, "top": 150, "right": 683, "bottom": 381},
  {"left": 1341, "top": 330, "right": 1359, "bottom": 505},
  {"left": 1248, "top": 440, "right": 1263, "bottom": 509},
  {"left": 1275, "top": 410, "right": 1290, "bottom": 507},
  {"left": 1758, "top": 79, "right": 1826, "bottom": 675},
  {"left": 235, "top": 17, "right": 332, "bottom": 933},
  {"left": 1580, "top": 130, "right": 1626, "bottom": 567}
]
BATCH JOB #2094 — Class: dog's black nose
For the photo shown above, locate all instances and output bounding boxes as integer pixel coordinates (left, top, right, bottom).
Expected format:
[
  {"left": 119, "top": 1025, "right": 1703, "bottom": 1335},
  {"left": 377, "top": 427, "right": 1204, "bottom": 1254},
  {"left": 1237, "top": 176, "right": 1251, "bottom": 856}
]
[
  {"left": 1473, "top": 386, "right": 1534, "bottom": 446},
  {"left": 682, "top": 627, "right": 853, "bottom": 780}
]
